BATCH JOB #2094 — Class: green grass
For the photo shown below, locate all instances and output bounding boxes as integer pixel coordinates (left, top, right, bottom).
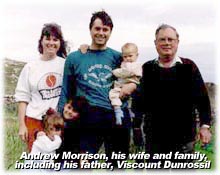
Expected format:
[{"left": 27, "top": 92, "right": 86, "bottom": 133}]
[
  {"left": 4, "top": 103, "right": 27, "bottom": 170},
  {"left": 4, "top": 103, "right": 215, "bottom": 171},
  {"left": 194, "top": 127, "right": 215, "bottom": 169}
]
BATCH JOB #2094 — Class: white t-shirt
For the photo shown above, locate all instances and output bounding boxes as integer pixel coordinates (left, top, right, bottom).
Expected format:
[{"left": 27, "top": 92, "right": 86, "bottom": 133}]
[{"left": 15, "top": 56, "right": 65, "bottom": 120}]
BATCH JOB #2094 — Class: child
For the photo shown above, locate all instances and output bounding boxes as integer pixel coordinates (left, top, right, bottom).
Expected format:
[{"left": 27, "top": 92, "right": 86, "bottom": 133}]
[
  {"left": 62, "top": 96, "right": 88, "bottom": 121},
  {"left": 30, "top": 108, "right": 63, "bottom": 160},
  {"left": 109, "top": 43, "right": 142, "bottom": 125},
  {"left": 60, "top": 99, "right": 80, "bottom": 155},
  {"left": 58, "top": 97, "right": 87, "bottom": 162},
  {"left": 63, "top": 99, "right": 79, "bottom": 121}
]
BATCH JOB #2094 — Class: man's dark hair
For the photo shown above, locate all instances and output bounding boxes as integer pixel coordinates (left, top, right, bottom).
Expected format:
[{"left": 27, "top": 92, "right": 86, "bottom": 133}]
[{"left": 89, "top": 10, "right": 113, "bottom": 30}]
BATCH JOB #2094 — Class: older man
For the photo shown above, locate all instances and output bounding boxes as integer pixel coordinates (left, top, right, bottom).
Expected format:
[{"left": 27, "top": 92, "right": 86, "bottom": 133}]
[{"left": 133, "top": 24, "right": 212, "bottom": 164}]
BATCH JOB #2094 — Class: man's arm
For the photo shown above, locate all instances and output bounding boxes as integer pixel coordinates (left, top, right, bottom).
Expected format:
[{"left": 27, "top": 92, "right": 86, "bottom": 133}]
[
  {"left": 57, "top": 55, "right": 76, "bottom": 114},
  {"left": 191, "top": 60, "right": 212, "bottom": 144}
]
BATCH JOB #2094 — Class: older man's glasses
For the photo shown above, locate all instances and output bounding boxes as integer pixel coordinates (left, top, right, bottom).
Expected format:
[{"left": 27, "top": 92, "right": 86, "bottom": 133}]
[{"left": 157, "top": 37, "right": 178, "bottom": 44}]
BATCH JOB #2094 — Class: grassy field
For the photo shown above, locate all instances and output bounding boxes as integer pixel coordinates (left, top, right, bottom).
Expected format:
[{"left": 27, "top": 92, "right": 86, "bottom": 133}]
[{"left": 3, "top": 102, "right": 215, "bottom": 171}]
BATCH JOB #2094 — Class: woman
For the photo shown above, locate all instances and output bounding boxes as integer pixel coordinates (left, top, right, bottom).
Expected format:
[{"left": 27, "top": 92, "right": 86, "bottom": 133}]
[{"left": 15, "top": 23, "right": 67, "bottom": 152}]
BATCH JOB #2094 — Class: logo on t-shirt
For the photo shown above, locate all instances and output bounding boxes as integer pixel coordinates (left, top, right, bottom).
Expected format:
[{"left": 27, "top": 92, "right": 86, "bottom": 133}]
[
  {"left": 38, "top": 73, "right": 62, "bottom": 100},
  {"left": 46, "top": 75, "right": 57, "bottom": 87},
  {"left": 83, "top": 64, "right": 113, "bottom": 88}
]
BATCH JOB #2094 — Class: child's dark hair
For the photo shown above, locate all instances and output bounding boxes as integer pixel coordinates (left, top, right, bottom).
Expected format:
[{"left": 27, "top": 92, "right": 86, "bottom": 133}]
[{"left": 43, "top": 108, "right": 64, "bottom": 136}]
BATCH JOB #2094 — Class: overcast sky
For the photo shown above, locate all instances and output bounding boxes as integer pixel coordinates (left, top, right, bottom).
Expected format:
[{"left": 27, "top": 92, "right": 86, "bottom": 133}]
[{"left": 0, "top": 0, "right": 219, "bottom": 83}]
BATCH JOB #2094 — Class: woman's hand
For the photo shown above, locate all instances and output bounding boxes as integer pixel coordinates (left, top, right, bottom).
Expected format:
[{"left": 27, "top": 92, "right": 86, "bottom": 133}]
[{"left": 19, "top": 124, "right": 28, "bottom": 142}]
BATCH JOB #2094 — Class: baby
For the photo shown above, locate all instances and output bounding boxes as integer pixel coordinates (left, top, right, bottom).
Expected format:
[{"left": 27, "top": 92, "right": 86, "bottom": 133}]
[{"left": 109, "top": 43, "right": 142, "bottom": 125}]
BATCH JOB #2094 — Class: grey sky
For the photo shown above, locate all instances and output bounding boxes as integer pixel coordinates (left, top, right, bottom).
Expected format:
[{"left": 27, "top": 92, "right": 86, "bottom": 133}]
[{"left": 0, "top": 0, "right": 218, "bottom": 83}]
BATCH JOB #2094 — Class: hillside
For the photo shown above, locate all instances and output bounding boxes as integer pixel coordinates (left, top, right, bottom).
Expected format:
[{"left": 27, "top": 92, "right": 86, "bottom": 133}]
[
  {"left": 205, "top": 82, "right": 216, "bottom": 117},
  {"left": 4, "top": 58, "right": 26, "bottom": 95}
]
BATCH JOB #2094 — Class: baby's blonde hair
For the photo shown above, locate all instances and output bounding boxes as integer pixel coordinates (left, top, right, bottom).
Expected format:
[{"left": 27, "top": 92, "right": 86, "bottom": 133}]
[{"left": 121, "top": 43, "right": 138, "bottom": 53}]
